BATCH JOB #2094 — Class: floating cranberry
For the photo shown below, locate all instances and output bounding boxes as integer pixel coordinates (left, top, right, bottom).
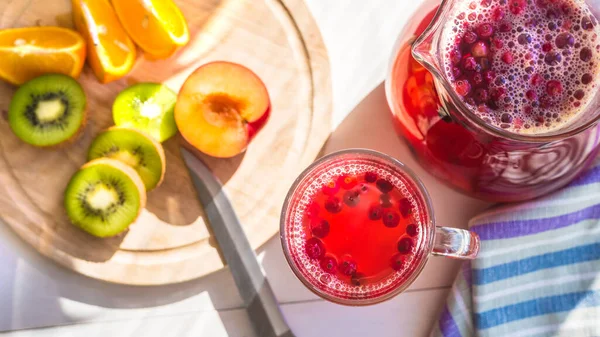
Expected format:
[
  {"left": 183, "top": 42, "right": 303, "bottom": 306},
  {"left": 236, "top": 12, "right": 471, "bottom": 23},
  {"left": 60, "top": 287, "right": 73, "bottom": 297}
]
[
  {"left": 555, "top": 33, "right": 575, "bottom": 49},
  {"left": 463, "top": 31, "right": 478, "bottom": 44},
  {"left": 343, "top": 190, "right": 360, "bottom": 207},
  {"left": 582, "top": 73, "right": 593, "bottom": 85},
  {"left": 544, "top": 51, "right": 562, "bottom": 65},
  {"left": 338, "top": 175, "right": 358, "bottom": 189},
  {"left": 542, "top": 42, "right": 552, "bottom": 52},
  {"left": 305, "top": 238, "right": 325, "bottom": 259},
  {"left": 324, "top": 196, "right": 342, "bottom": 213},
  {"left": 561, "top": 3, "right": 572, "bottom": 14},
  {"left": 472, "top": 73, "right": 484, "bottom": 86},
  {"left": 406, "top": 224, "right": 419, "bottom": 237},
  {"left": 474, "top": 88, "right": 489, "bottom": 103},
  {"left": 492, "top": 38, "right": 504, "bottom": 48},
  {"left": 478, "top": 57, "right": 490, "bottom": 70},
  {"left": 462, "top": 56, "right": 480, "bottom": 72},
  {"left": 364, "top": 172, "right": 378, "bottom": 183},
  {"left": 322, "top": 180, "right": 339, "bottom": 196},
  {"left": 319, "top": 255, "right": 337, "bottom": 274},
  {"left": 339, "top": 258, "right": 357, "bottom": 276},
  {"left": 379, "top": 194, "right": 393, "bottom": 208},
  {"left": 351, "top": 272, "right": 365, "bottom": 286},
  {"left": 390, "top": 253, "right": 405, "bottom": 271},
  {"left": 481, "top": 0, "right": 492, "bottom": 7},
  {"left": 501, "top": 51, "right": 514, "bottom": 64},
  {"left": 476, "top": 23, "right": 494, "bottom": 38},
  {"left": 499, "top": 22, "right": 512, "bottom": 32},
  {"left": 582, "top": 16, "right": 594, "bottom": 31},
  {"left": 376, "top": 179, "right": 393, "bottom": 193},
  {"left": 454, "top": 80, "right": 472, "bottom": 96},
  {"left": 490, "top": 87, "right": 507, "bottom": 101},
  {"left": 546, "top": 80, "right": 563, "bottom": 96},
  {"left": 492, "top": 7, "right": 505, "bottom": 21},
  {"left": 509, "top": 0, "right": 526, "bottom": 15},
  {"left": 470, "top": 41, "right": 489, "bottom": 57},
  {"left": 397, "top": 238, "right": 413, "bottom": 254},
  {"left": 306, "top": 201, "right": 320, "bottom": 218},
  {"left": 518, "top": 33, "right": 532, "bottom": 45},
  {"left": 382, "top": 210, "right": 400, "bottom": 228},
  {"left": 574, "top": 89, "right": 585, "bottom": 100},
  {"left": 526, "top": 90, "right": 537, "bottom": 101},
  {"left": 311, "top": 218, "right": 330, "bottom": 238},
  {"left": 483, "top": 70, "right": 496, "bottom": 84},
  {"left": 501, "top": 113, "right": 513, "bottom": 123},
  {"left": 531, "top": 74, "right": 544, "bottom": 86},
  {"left": 449, "top": 49, "right": 462, "bottom": 65},
  {"left": 368, "top": 204, "right": 383, "bottom": 220},
  {"left": 451, "top": 67, "right": 462, "bottom": 79},
  {"left": 580, "top": 47, "right": 593, "bottom": 62},
  {"left": 399, "top": 198, "right": 412, "bottom": 218}
]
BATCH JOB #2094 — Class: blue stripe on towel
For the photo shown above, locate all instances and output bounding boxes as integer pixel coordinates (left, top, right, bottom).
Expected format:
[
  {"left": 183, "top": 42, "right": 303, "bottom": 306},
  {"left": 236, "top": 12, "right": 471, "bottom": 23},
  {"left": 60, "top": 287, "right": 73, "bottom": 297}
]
[
  {"left": 476, "top": 290, "right": 600, "bottom": 329},
  {"left": 472, "top": 204, "right": 600, "bottom": 240},
  {"left": 473, "top": 243, "right": 600, "bottom": 285}
]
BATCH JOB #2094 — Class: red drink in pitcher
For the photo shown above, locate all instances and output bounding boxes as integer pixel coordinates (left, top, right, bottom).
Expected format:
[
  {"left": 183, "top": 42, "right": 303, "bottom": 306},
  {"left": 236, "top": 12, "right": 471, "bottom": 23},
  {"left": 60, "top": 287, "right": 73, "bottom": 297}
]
[
  {"left": 281, "top": 150, "right": 479, "bottom": 305},
  {"left": 386, "top": 0, "right": 600, "bottom": 202}
]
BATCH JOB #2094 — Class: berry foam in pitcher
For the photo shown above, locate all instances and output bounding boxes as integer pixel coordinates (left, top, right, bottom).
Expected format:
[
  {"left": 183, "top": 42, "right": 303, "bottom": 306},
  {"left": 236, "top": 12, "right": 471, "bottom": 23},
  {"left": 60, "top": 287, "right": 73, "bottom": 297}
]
[{"left": 442, "top": 0, "right": 600, "bottom": 133}]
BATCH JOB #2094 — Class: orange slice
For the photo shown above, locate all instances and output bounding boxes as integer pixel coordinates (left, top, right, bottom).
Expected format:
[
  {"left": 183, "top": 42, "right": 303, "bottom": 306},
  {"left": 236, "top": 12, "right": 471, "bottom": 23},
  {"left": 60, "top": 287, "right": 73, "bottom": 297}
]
[
  {"left": 72, "top": 0, "right": 136, "bottom": 83},
  {"left": 112, "top": 0, "right": 190, "bottom": 59},
  {"left": 0, "top": 27, "right": 86, "bottom": 86}
]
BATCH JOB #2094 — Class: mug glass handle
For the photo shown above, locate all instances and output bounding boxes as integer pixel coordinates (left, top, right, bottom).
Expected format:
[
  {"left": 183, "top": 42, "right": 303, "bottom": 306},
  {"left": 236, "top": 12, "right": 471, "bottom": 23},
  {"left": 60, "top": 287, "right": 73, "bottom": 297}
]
[{"left": 432, "top": 226, "right": 480, "bottom": 259}]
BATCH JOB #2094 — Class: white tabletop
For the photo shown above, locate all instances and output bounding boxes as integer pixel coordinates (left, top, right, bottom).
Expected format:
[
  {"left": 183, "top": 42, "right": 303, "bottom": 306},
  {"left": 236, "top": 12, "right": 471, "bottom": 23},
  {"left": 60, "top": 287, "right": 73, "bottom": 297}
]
[{"left": 0, "top": 1, "right": 492, "bottom": 336}]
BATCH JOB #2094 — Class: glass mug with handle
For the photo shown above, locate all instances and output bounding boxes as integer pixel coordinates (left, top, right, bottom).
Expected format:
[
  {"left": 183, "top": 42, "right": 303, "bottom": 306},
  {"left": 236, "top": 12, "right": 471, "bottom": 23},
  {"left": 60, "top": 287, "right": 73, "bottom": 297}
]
[{"left": 280, "top": 149, "right": 479, "bottom": 305}]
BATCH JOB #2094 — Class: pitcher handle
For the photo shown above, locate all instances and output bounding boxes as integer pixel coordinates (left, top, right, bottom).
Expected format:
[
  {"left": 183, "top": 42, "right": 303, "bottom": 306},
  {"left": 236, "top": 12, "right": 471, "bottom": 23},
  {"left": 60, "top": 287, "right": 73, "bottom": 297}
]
[{"left": 432, "top": 226, "right": 480, "bottom": 260}]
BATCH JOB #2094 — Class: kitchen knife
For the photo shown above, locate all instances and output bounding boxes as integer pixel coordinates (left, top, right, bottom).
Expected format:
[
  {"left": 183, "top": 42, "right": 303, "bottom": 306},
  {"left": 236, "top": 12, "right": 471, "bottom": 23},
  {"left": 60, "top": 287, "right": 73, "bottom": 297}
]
[{"left": 180, "top": 148, "right": 295, "bottom": 337}]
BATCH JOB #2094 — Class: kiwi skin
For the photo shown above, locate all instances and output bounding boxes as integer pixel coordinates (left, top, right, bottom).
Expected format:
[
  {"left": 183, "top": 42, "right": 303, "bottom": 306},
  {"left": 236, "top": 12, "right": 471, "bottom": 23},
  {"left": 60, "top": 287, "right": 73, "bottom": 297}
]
[
  {"left": 88, "top": 126, "right": 167, "bottom": 191},
  {"left": 65, "top": 158, "right": 147, "bottom": 238},
  {"left": 8, "top": 74, "right": 87, "bottom": 148}
]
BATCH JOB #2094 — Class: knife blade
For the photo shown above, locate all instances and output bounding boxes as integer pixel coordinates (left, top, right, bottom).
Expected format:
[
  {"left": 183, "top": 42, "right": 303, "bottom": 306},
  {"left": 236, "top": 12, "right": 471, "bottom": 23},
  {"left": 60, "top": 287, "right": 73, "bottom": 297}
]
[{"left": 180, "top": 148, "right": 294, "bottom": 337}]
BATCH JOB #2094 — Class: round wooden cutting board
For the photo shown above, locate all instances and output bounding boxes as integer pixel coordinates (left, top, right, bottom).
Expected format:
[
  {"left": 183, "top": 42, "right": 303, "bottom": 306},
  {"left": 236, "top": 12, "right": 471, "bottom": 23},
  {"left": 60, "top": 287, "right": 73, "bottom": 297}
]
[{"left": 0, "top": 0, "right": 331, "bottom": 285}]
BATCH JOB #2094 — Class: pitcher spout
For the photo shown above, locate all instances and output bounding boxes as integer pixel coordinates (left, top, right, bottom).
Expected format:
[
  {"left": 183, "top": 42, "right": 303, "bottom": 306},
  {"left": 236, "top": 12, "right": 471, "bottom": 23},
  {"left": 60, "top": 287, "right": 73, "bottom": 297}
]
[{"left": 411, "top": 0, "right": 455, "bottom": 79}]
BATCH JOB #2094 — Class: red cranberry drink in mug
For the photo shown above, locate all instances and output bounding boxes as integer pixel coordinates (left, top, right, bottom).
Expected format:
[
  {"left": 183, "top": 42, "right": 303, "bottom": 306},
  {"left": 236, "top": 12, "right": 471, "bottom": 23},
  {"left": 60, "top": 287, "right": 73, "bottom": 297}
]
[
  {"left": 280, "top": 150, "right": 480, "bottom": 305},
  {"left": 387, "top": 0, "right": 600, "bottom": 202}
]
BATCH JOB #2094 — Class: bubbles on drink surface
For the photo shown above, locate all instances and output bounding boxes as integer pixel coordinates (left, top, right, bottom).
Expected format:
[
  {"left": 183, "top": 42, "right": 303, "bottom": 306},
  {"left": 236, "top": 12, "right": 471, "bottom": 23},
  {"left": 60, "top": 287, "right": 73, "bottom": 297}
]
[{"left": 442, "top": 0, "right": 600, "bottom": 134}]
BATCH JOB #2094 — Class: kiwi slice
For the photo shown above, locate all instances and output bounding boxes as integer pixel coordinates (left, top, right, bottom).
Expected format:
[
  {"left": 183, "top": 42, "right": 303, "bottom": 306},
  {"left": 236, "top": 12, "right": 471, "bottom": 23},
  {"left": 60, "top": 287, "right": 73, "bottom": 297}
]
[
  {"left": 8, "top": 74, "right": 87, "bottom": 147},
  {"left": 113, "top": 83, "right": 178, "bottom": 142},
  {"left": 87, "top": 127, "right": 166, "bottom": 191},
  {"left": 64, "top": 158, "right": 146, "bottom": 238}
]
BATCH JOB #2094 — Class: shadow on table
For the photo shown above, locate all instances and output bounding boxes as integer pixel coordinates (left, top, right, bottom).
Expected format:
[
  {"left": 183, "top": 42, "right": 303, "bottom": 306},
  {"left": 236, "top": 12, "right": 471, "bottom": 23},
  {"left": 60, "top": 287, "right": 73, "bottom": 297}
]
[{"left": 0, "top": 217, "right": 249, "bottom": 333}]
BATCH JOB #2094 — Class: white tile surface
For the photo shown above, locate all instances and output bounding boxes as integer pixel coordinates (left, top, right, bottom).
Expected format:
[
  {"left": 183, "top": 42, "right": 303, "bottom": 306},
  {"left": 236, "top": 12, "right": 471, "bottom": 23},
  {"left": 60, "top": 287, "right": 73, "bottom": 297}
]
[{"left": 0, "top": 0, "right": 492, "bottom": 336}]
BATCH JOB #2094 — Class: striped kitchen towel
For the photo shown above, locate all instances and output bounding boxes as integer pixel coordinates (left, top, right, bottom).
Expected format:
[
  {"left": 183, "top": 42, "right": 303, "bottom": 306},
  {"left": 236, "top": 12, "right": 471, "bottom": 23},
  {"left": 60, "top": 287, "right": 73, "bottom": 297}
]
[{"left": 431, "top": 161, "right": 600, "bottom": 337}]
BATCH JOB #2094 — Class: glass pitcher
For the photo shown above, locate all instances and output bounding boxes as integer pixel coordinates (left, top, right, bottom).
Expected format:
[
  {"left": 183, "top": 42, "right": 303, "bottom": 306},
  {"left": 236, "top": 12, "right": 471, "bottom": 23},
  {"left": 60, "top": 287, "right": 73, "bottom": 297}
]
[{"left": 385, "top": 0, "right": 600, "bottom": 202}]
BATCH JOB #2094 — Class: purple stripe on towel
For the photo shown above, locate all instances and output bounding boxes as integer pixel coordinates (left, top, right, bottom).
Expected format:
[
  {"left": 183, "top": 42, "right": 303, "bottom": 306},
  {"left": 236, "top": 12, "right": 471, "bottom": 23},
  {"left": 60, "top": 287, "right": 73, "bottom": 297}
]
[
  {"left": 439, "top": 305, "right": 462, "bottom": 337},
  {"left": 472, "top": 203, "right": 600, "bottom": 240},
  {"left": 569, "top": 165, "right": 600, "bottom": 187}
]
